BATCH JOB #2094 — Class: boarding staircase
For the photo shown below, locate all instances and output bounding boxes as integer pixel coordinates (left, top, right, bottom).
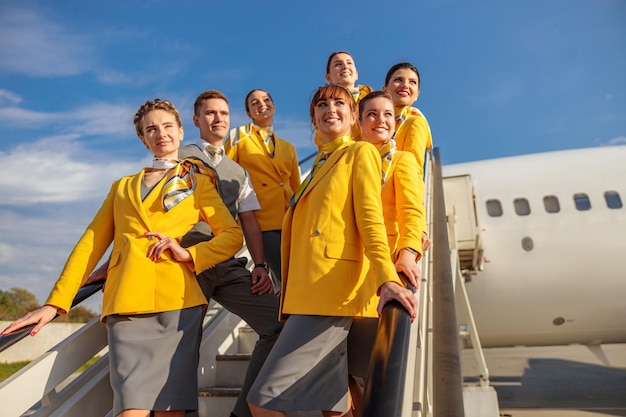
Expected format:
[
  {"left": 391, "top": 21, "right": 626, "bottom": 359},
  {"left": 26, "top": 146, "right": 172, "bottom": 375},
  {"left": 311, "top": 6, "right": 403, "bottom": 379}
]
[{"left": 0, "top": 148, "right": 500, "bottom": 417}]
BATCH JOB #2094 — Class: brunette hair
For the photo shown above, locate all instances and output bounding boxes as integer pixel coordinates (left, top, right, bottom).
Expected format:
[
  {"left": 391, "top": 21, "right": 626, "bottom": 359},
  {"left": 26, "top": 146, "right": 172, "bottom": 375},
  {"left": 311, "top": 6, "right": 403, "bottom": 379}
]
[
  {"left": 193, "top": 90, "right": 229, "bottom": 116},
  {"left": 133, "top": 98, "right": 182, "bottom": 138},
  {"left": 384, "top": 62, "right": 421, "bottom": 89},
  {"left": 358, "top": 91, "right": 394, "bottom": 121}
]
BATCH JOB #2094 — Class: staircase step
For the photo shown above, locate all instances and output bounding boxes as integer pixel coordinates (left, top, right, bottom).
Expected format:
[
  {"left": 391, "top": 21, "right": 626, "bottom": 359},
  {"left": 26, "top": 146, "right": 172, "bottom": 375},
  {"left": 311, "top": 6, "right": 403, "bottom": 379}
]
[
  {"left": 216, "top": 353, "right": 252, "bottom": 361},
  {"left": 198, "top": 389, "right": 237, "bottom": 417},
  {"left": 215, "top": 353, "right": 251, "bottom": 387},
  {"left": 199, "top": 386, "right": 240, "bottom": 397}
]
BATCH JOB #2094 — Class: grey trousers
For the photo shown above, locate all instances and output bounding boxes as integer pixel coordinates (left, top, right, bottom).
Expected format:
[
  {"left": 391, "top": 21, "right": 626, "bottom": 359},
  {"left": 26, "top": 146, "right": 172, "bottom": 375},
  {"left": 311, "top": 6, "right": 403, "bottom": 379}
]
[
  {"left": 262, "top": 230, "right": 282, "bottom": 293},
  {"left": 193, "top": 257, "right": 283, "bottom": 417}
]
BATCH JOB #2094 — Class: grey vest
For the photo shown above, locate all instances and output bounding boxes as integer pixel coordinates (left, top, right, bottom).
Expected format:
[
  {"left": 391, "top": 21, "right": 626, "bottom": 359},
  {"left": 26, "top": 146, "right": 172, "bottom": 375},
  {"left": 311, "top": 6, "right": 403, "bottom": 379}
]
[{"left": 178, "top": 143, "right": 246, "bottom": 248}]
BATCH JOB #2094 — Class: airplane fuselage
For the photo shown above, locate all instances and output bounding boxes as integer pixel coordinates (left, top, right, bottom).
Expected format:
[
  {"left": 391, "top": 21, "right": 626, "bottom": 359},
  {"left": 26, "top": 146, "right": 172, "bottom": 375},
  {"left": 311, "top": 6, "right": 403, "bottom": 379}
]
[{"left": 443, "top": 145, "right": 626, "bottom": 347}]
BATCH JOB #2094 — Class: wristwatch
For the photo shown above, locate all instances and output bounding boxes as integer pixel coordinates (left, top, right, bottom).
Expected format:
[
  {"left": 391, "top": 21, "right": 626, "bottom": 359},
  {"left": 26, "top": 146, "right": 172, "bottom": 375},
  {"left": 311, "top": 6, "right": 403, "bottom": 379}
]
[
  {"left": 254, "top": 263, "right": 269, "bottom": 272},
  {"left": 404, "top": 247, "right": 419, "bottom": 256}
]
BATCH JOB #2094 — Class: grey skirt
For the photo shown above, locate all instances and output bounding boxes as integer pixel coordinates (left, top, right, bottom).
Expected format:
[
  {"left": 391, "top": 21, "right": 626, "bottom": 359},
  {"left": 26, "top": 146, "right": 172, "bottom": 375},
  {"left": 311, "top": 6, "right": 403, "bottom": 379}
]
[
  {"left": 247, "top": 314, "right": 353, "bottom": 412},
  {"left": 106, "top": 306, "right": 204, "bottom": 415}
]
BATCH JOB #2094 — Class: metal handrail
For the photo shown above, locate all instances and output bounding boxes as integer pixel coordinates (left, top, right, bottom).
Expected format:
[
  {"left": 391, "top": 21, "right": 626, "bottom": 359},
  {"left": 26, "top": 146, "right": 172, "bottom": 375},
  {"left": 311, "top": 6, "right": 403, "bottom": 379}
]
[
  {"left": 431, "top": 147, "right": 465, "bottom": 416},
  {"left": 360, "top": 149, "right": 435, "bottom": 417},
  {"left": 362, "top": 296, "right": 414, "bottom": 417},
  {"left": 0, "top": 281, "right": 104, "bottom": 353}
]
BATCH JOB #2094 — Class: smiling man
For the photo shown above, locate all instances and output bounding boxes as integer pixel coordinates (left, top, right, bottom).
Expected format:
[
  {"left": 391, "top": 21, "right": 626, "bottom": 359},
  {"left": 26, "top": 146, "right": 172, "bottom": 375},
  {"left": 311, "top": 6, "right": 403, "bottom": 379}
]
[{"left": 179, "top": 90, "right": 283, "bottom": 417}]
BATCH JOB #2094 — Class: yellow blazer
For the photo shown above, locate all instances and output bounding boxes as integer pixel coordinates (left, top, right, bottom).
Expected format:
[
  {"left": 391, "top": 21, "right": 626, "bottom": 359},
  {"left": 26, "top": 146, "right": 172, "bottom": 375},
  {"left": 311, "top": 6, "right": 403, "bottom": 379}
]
[
  {"left": 382, "top": 150, "right": 426, "bottom": 258},
  {"left": 393, "top": 110, "right": 432, "bottom": 179},
  {"left": 46, "top": 168, "right": 243, "bottom": 320},
  {"left": 280, "top": 141, "right": 401, "bottom": 319},
  {"left": 226, "top": 125, "right": 301, "bottom": 231}
]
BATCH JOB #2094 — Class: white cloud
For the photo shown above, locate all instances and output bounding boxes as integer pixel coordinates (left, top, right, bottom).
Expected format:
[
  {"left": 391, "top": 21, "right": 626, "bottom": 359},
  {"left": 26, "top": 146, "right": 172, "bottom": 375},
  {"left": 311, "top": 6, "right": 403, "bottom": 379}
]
[
  {"left": 0, "top": 6, "right": 92, "bottom": 77},
  {"left": 607, "top": 136, "right": 626, "bottom": 146},
  {"left": 0, "top": 242, "right": 15, "bottom": 265},
  {"left": 0, "top": 207, "right": 105, "bottom": 311},
  {"left": 0, "top": 106, "right": 54, "bottom": 127},
  {"left": 0, "top": 137, "right": 141, "bottom": 205},
  {"left": 0, "top": 89, "right": 22, "bottom": 105},
  {"left": 0, "top": 101, "right": 135, "bottom": 137},
  {"left": 70, "top": 102, "right": 136, "bottom": 136}
]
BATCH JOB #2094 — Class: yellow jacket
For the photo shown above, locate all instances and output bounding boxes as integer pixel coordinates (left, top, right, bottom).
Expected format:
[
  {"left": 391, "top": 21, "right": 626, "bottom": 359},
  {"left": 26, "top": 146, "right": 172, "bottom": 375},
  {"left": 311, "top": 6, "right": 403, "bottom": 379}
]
[
  {"left": 46, "top": 169, "right": 243, "bottom": 320},
  {"left": 226, "top": 125, "right": 301, "bottom": 231},
  {"left": 280, "top": 141, "right": 401, "bottom": 319},
  {"left": 382, "top": 150, "right": 426, "bottom": 259},
  {"left": 393, "top": 107, "right": 432, "bottom": 178}
]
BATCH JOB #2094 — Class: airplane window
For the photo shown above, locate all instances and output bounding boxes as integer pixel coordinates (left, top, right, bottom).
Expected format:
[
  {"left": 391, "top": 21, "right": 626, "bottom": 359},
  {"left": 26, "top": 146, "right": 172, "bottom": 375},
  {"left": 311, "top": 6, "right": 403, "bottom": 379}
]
[
  {"left": 573, "top": 193, "right": 591, "bottom": 211},
  {"left": 543, "top": 195, "right": 560, "bottom": 213},
  {"left": 605, "top": 191, "right": 623, "bottom": 209},
  {"left": 486, "top": 199, "right": 503, "bottom": 217},
  {"left": 514, "top": 198, "right": 530, "bottom": 216}
]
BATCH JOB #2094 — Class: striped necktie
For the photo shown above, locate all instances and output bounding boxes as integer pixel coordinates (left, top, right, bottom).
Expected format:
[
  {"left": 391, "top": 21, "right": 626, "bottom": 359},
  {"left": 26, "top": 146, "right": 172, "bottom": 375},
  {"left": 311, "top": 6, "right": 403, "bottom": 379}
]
[{"left": 204, "top": 143, "right": 223, "bottom": 165}]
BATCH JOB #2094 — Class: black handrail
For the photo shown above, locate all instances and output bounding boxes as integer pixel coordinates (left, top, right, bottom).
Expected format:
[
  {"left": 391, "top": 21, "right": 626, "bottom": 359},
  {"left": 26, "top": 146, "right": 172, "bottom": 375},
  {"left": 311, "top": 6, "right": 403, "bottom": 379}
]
[
  {"left": 361, "top": 292, "right": 413, "bottom": 417},
  {"left": 0, "top": 281, "right": 104, "bottom": 354},
  {"left": 431, "top": 147, "right": 465, "bottom": 416}
]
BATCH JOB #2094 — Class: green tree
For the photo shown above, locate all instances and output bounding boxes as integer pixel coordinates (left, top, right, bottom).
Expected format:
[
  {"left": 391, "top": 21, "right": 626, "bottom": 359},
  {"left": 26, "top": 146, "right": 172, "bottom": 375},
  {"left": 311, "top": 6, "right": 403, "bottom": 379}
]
[
  {"left": 0, "top": 287, "right": 40, "bottom": 320},
  {"left": 0, "top": 287, "right": 97, "bottom": 322},
  {"left": 57, "top": 305, "right": 98, "bottom": 323}
]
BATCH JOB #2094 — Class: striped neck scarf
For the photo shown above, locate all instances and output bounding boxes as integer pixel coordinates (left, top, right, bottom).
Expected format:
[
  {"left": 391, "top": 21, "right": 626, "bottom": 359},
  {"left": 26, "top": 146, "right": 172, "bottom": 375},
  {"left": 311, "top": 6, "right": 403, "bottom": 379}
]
[
  {"left": 379, "top": 139, "right": 396, "bottom": 185},
  {"left": 353, "top": 84, "right": 373, "bottom": 103},
  {"left": 161, "top": 159, "right": 217, "bottom": 212},
  {"left": 290, "top": 135, "right": 352, "bottom": 208},
  {"left": 393, "top": 106, "right": 422, "bottom": 137},
  {"left": 253, "top": 124, "right": 275, "bottom": 157}
]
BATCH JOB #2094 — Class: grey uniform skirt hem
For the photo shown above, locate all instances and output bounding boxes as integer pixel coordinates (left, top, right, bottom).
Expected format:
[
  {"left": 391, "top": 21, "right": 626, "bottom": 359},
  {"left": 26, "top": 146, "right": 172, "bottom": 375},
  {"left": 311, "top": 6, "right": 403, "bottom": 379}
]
[
  {"left": 106, "top": 306, "right": 204, "bottom": 416},
  {"left": 247, "top": 314, "right": 353, "bottom": 412}
]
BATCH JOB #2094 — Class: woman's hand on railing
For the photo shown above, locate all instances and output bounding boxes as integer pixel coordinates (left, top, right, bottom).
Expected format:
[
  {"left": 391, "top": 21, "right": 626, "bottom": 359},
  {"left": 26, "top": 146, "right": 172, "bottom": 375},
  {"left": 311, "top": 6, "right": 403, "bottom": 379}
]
[
  {"left": 377, "top": 282, "right": 417, "bottom": 321},
  {"left": 1, "top": 305, "right": 59, "bottom": 337},
  {"left": 422, "top": 232, "right": 432, "bottom": 252}
]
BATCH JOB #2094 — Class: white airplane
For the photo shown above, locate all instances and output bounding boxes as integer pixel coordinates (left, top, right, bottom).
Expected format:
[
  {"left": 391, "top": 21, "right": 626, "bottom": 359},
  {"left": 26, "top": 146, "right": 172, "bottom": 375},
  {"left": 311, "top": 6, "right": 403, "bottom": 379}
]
[{"left": 441, "top": 144, "right": 626, "bottom": 349}]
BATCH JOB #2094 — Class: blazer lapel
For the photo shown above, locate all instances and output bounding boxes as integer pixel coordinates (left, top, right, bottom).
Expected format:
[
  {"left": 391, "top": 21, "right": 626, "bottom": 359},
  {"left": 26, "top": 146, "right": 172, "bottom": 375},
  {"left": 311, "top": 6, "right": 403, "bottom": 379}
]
[
  {"left": 127, "top": 170, "right": 152, "bottom": 231},
  {"left": 299, "top": 142, "right": 350, "bottom": 202}
]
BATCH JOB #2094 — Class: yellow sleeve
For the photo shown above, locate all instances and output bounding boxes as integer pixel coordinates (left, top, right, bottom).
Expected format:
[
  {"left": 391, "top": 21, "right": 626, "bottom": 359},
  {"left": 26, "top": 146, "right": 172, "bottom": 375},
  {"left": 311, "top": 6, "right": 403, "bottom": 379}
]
[
  {"left": 352, "top": 143, "right": 402, "bottom": 289},
  {"left": 46, "top": 181, "right": 117, "bottom": 313},
  {"left": 394, "top": 152, "right": 426, "bottom": 257},
  {"left": 289, "top": 148, "right": 302, "bottom": 190},
  {"left": 400, "top": 116, "right": 431, "bottom": 178}
]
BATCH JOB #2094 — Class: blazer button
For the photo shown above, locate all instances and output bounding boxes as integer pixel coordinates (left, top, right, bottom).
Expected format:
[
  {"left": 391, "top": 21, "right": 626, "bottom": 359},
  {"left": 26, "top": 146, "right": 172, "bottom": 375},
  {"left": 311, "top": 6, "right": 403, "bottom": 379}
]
[
  {"left": 123, "top": 237, "right": 128, "bottom": 243},
  {"left": 311, "top": 229, "right": 321, "bottom": 236},
  {"left": 279, "top": 182, "right": 284, "bottom": 186}
]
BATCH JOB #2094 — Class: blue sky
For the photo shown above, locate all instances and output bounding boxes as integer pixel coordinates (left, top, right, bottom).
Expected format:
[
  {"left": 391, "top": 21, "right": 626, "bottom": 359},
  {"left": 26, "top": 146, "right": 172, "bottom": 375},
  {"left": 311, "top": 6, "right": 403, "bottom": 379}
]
[{"left": 0, "top": 0, "right": 624, "bottom": 311}]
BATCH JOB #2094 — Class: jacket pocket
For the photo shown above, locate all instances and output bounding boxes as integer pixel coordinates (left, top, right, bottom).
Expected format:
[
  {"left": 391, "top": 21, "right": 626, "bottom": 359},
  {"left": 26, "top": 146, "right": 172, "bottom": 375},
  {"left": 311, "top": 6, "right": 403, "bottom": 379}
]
[{"left": 325, "top": 242, "right": 360, "bottom": 261}]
